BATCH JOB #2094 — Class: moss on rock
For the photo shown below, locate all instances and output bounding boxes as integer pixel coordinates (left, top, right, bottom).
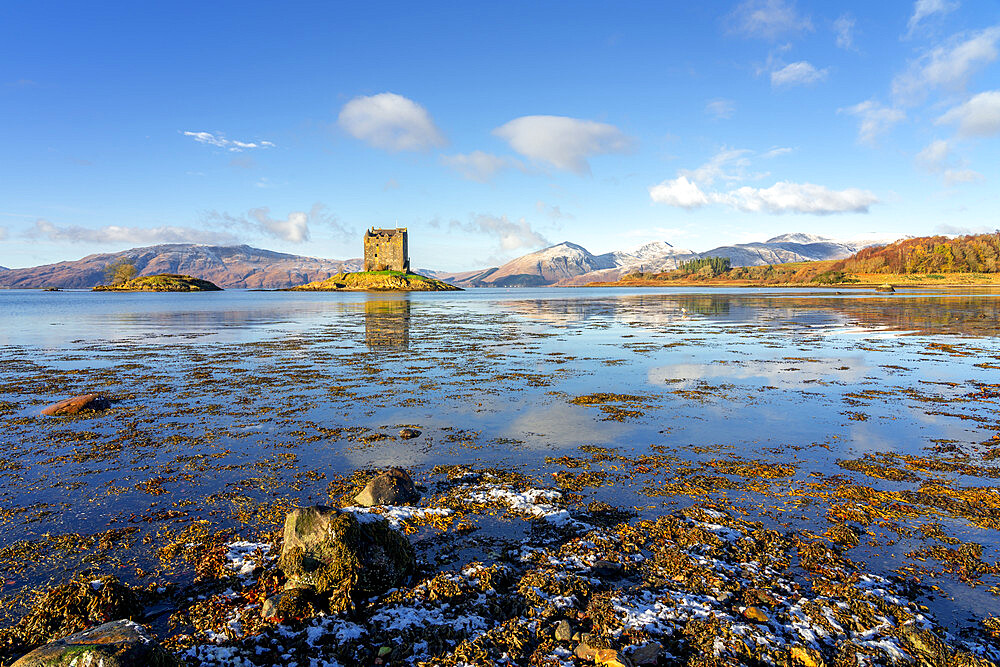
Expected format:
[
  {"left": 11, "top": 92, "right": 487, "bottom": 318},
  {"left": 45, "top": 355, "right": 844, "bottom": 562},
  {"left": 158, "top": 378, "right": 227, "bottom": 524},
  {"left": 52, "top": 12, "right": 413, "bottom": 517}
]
[
  {"left": 93, "top": 274, "right": 222, "bottom": 292},
  {"left": 290, "top": 270, "right": 460, "bottom": 291}
]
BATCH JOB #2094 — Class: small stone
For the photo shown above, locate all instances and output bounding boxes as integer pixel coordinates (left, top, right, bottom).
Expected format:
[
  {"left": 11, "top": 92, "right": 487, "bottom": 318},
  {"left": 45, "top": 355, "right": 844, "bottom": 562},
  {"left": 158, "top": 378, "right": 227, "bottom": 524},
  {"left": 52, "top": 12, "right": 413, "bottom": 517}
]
[
  {"left": 575, "top": 640, "right": 598, "bottom": 661},
  {"left": 354, "top": 468, "right": 421, "bottom": 507},
  {"left": 555, "top": 619, "right": 572, "bottom": 641},
  {"left": 743, "top": 606, "right": 769, "bottom": 623},
  {"left": 398, "top": 428, "right": 421, "bottom": 439},
  {"left": 592, "top": 560, "right": 623, "bottom": 579},
  {"left": 11, "top": 619, "right": 175, "bottom": 667},
  {"left": 595, "top": 649, "right": 634, "bottom": 667},
  {"left": 40, "top": 393, "right": 110, "bottom": 416},
  {"left": 261, "top": 594, "right": 280, "bottom": 620},
  {"left": 715, "top": 591, "right": 733, "bottom": 603},
  {"left": 378, "top": 646, "right": 392, "bottom": 657},
  {"left": 789, "top": 645, "right": 825, "bottom": 667},
  {"left": 630, "top": 642, "right": 661, "bottom": 665}
]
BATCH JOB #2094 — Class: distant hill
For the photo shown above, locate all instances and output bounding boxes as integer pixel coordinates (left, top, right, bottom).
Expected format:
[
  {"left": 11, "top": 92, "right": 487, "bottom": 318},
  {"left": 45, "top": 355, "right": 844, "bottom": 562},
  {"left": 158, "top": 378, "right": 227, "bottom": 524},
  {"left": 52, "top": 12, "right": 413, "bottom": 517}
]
[
  {"left": 0, "top": 244, "right": 363, "bottom": 289},
  {"left": 831, "top": 233, "right": 1000, "bottom": 274}
]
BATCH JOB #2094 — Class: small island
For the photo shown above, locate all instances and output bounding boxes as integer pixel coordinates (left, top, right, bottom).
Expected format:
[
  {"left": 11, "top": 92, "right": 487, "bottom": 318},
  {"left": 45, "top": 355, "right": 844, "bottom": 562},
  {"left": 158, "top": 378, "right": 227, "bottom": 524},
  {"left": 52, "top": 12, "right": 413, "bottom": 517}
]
[
  {"left": 292, "top": 228, "right": 460, "bottom": 291},
  {"left": 93, "top": 274, "right": 222, "bottom": 292},
  {"left": 291, "top": 270, "right": 459, "bottom": 292}
]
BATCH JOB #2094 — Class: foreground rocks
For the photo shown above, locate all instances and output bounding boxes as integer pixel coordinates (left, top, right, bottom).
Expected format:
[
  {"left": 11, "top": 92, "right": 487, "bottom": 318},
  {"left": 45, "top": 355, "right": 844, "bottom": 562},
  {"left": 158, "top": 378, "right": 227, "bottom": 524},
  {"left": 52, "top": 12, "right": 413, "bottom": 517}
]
[
  {"left": 40, "top": 393, "right": 110, "bottom": 416},
  {"left": 354, "top": 468, "right": 421, "bottom": 507},
  {"left": 277, "top": 505, "right": 414, "bottom": 613},
  {"left": 11, "top": 619, "right": 174, "bottom": 667},
  {"left": 93, "top": 274, "right": 222, "bottom": 292}
]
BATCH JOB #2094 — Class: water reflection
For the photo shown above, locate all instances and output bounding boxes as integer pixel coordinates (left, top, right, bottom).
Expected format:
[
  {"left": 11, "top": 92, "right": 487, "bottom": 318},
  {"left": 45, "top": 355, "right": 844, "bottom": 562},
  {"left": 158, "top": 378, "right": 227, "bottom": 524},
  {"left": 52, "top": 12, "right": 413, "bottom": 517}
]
[{"left": 364, "top": 295, "right": 411, "bottom": 349}]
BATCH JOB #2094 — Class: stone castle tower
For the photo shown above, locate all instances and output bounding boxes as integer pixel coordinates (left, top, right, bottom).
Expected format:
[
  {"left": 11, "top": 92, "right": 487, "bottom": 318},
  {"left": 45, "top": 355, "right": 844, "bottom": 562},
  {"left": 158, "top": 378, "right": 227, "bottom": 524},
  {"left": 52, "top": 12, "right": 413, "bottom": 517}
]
[{"left": 363, "top": 228, "right": 409, "bottom": 272}]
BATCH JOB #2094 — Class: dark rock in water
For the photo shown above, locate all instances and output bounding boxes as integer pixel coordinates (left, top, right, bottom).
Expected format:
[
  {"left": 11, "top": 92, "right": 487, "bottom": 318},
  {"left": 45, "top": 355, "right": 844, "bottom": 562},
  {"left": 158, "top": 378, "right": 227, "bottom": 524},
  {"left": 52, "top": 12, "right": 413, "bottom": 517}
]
[
  {"left": 40, "top": 394, "right": 110, "bottom": 416},
  {"left": 11, "top": 619, "right": 175, "bottom": 667},
  {"left": 278, "top": 506, "right": 414, "bottom": 613},
  {"left": 354, "top": 468, "right": 420, "bottom": 507},
  {"left": 398, "top": 427, "right": 421, "bottom": 439},
  {"left": 875, "top": 283, "right": 895, "bottom": 293}
]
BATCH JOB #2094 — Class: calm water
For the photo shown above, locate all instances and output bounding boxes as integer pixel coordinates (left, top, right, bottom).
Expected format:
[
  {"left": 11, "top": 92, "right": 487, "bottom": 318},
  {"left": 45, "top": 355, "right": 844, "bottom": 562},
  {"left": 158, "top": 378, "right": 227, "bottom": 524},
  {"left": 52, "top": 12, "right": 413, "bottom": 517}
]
[{"left": 1, "top": 286, "right": 999, "bottom": 625}]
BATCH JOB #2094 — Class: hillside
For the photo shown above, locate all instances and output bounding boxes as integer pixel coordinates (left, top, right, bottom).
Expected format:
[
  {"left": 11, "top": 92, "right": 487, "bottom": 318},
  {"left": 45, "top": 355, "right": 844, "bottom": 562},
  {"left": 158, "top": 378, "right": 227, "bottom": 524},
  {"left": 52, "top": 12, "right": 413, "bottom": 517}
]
[
  {"left": 0, "top": 244, "right": 362, "bottom": 289},
  {"left": 830, "top": 234, "right": 1000, "bottom": 274}
]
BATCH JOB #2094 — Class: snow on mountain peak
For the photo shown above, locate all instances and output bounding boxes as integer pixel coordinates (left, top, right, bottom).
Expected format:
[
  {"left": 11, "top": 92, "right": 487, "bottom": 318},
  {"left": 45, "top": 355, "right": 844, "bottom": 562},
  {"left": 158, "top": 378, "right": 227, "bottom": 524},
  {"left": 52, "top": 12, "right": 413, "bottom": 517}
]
[{"left": 765, "top": 233, "right": 834, "bottom": 244}]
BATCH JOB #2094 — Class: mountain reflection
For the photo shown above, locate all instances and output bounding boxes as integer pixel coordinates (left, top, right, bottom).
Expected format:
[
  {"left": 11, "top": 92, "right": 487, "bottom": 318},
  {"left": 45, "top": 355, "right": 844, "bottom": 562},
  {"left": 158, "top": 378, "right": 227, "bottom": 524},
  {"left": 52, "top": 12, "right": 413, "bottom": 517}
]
[{"left": 364, "top": 296, "right": 411, "bottom": 349}]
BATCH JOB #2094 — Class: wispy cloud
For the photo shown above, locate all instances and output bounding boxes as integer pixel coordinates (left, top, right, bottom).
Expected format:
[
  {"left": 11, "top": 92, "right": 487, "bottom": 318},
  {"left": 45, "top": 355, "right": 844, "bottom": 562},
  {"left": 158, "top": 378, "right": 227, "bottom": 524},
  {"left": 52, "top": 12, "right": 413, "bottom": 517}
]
[
  {"left": 907, "top": 0, "right": 960, "bottom": 37},
  {"left": 441, "top": 150, "right": 525, "bottom": 182},
  {"left": 892, "top": 26, "right": 1000, "bottom": 104},
  {"left": 449, "top": 214, "right": 549, "bottom": 252},
  {"left": 0, "top": 226, "right": 8, "bottom": 241},
  {"left": 338, "top": 92, "right": 446, "bottom": 152},
  {"left": 915, "top": 139, "right": 983, "bottom": 185},
  {"left": 182, "top": 131, "right": 275, "bottom": 152},
  {"left": 770, "top": 61, "right": 828, "bottom": 87},
  {"left": 679, "top": 147, "right": 758, "bottom": 186},
  {"left": 834, "top": 14, "right": 856, "bottom": 50},
  {"left": 203, "top": 203, "right": 348, "bottom": 244},
  {"left": 840, "top": 100, "right": 906, "bottom": 145},
  {"left": 493, "top": 115, "right": 634, "bottom": 174},
  {"left": 943, "top": 168, "right": 984, "bottom": 185},
  {"left": 728, "top": 0, "right": 812, "bottom": 40},
  {"left": 705, "top": 98, "right": 736, "bottom": 119},
  {"left": 26, "top": 219, "right": 239, "bottom": 245},
  {"left": 535, "top": 201, "right": 573, "bottom": 221},
  {"left": 936, "top": 89, "right": 1000, "bottom": 136}
]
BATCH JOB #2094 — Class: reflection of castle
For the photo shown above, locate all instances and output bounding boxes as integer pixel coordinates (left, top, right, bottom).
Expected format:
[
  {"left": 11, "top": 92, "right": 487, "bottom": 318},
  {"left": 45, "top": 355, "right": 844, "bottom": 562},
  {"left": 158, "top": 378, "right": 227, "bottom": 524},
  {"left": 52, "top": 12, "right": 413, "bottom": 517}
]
[
  {"left": 364, "top": 297, "right": 411, "bottom": 349},
  {"left": 364, "top": 228, "right": 409, "bottom": 272}
]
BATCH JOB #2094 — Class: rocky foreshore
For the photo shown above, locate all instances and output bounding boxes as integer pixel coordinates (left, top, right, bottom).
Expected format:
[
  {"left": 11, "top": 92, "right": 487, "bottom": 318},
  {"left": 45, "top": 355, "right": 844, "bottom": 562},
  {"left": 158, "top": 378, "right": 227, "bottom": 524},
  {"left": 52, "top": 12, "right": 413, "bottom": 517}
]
[{"left": 3, "top": 466, "right": 998, "bottom": 667}]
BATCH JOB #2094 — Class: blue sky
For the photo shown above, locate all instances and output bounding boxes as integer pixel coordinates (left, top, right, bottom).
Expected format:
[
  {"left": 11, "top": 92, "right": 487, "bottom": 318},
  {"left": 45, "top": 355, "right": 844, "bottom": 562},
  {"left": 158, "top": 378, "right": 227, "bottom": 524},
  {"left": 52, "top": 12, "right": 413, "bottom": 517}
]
[{"left": 1, "top": 0, "right": 998, "bottom": 270}]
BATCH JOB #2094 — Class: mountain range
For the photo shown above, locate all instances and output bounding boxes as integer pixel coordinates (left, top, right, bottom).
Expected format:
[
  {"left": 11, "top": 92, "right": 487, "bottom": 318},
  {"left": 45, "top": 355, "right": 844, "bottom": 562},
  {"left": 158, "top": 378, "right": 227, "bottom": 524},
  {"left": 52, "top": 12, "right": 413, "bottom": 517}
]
[
  {"left": 0, "top": 244, "right": 362, "bottom": 289},
  {"left": 434, "top": 233, "right": 883, "bottom": 287},
  {"left": 0, "top": 234, "right": 900, "bottom": 289}
]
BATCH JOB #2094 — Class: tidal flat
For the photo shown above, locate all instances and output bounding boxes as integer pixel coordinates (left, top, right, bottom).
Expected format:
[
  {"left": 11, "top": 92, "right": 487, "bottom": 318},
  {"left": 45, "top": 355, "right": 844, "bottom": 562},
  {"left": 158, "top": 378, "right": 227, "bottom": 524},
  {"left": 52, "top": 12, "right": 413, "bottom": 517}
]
[{"left": 0, "top": 287, "right": 999, "bottom": 666}]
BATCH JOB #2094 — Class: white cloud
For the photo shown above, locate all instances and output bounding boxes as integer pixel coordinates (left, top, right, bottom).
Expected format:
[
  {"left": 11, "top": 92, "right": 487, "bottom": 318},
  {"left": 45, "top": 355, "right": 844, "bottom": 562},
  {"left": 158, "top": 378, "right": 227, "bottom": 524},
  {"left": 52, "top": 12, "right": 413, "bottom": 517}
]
[
  {"left": 248, "top": 208, "right": 309, "bottom": 243},
  {"left": 705, "top": 98, "right": 736, "bottom": 119},
  {"left": 648, "top": 176, "right": 710, "bottom": 209},
  {"left": 728, "top": 0, "right": 812, "bottom": 40},
  {"left": 770, "top": 61, "right": 828, "bottom": 87},
  {"left": 183, "top": 131, "right": 275, "bottom": 152},
  {"left": 916, "top": 139, "right": 952, "bottom": 170},
  {"left": 0, "top": 226, "right": 7, "bottom": 241},
  {"left": 892, "top": 26, "right": 1000, "bottom": 104},
  {"left": 718, "top": 182, "right": 878, "bottom": 214},
  {"left": 834, "top": 14, "right": 856, "bottom": 50},
  {"left": 907, "top": 0, "right": 960, "bottom": 35},
  {"left": 27, "top": 219, "right": 239, "bottom": 245},
  {"left": 449, "top": 214, "right": 548, "bottom": 252},
  {"left": 840, "top": 100, "right": 906, "bottom": 144},
  {"left": 441, "top": 150, "right": 524, "bottom": 182},
  {"left": 338, "top": 92, "right": 446, "bottom": 152},
  {"left": 650, "top": 178, "right": 877, "bottom": 215},
  {"left": 943, "top": 168, "right": 984, "bottom": 184},
  {"left": 492, "top": 115, "right": 634, "bottom": 174},
  {"left": 936, "top": 90, "right": 1000, "bottom": 136}
]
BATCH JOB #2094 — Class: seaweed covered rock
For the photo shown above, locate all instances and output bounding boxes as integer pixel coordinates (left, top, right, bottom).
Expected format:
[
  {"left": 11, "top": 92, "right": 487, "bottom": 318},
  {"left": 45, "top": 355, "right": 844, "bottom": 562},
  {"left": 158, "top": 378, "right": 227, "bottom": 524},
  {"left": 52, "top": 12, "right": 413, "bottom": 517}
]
[
  {"left": 277, "top": 506, "right": 414, "bottom": 612},
  {"left": 40, "top": 394, "right": 110, "bottom": 416},
  {"left": 354, "top": 468, "right": 420, "bottom": 507},
  {"left": 5, "top": 575, "right": 142, "bottom": 652},
  {"left": 11, "top": 619, "right": 175, "bottom": 667}
]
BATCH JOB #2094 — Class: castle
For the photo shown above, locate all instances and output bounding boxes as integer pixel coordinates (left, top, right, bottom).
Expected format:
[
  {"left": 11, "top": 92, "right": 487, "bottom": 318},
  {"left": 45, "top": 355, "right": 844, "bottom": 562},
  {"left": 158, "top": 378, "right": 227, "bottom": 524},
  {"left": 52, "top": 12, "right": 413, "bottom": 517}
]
[{"left": 363, "top": 228, "right": 409, "bottom": 272}]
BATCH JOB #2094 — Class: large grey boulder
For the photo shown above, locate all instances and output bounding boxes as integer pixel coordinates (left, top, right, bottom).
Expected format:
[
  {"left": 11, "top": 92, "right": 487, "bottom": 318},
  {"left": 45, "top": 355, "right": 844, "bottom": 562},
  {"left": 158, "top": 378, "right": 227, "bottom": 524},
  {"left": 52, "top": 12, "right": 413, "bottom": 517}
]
[
  {"left": 277, "top": 505, "right": 414, "bottom": 613},
  {"left": 354, "top": 468, "right": 420, "bottom": 507}
]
